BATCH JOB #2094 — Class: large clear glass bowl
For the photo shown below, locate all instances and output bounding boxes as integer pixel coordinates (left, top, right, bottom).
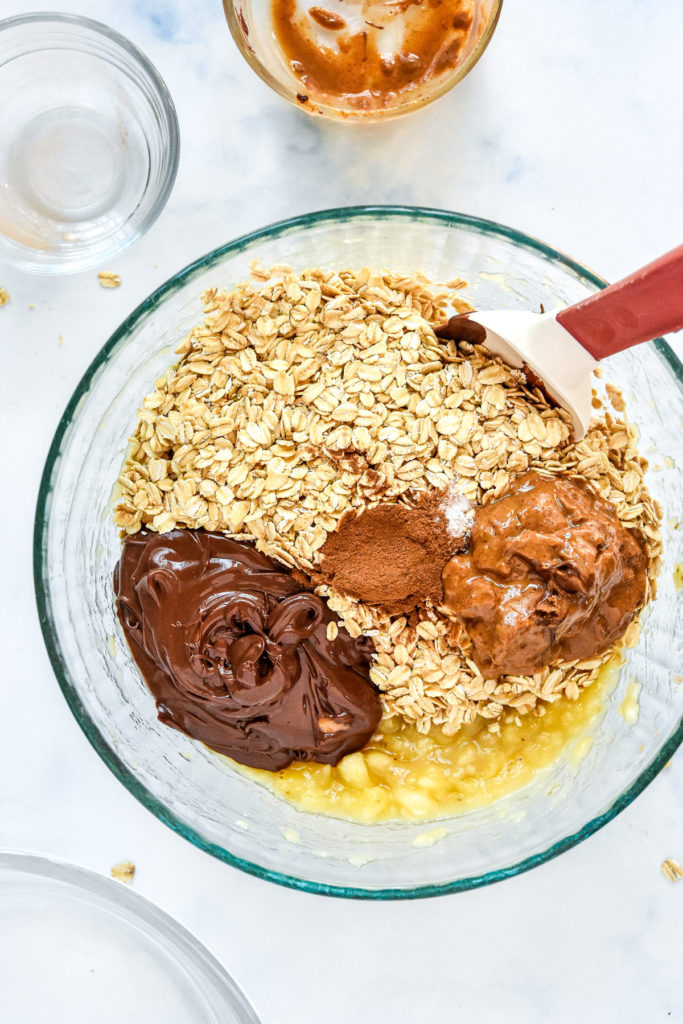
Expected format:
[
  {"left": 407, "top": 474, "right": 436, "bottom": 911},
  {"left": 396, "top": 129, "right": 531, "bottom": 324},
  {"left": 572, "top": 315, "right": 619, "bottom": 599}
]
[{"left": 34, "top": 207, "right": 683, "bottom": 899}]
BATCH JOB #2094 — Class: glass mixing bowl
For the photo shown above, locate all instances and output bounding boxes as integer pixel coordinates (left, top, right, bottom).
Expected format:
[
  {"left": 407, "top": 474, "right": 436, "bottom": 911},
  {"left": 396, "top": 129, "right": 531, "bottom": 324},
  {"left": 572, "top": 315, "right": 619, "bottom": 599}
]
[
  {"left": 222, "top": 0, "right": 502, "bottom": 122},
  {"left": 34, "top": 207, "right": 683, "bottom": 898}
]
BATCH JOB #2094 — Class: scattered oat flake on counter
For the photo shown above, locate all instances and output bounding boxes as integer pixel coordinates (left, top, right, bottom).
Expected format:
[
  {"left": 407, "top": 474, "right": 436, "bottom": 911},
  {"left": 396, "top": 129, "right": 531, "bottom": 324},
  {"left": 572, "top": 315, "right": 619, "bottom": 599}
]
[
  {"left": 673, "top": 563, "right": 683, "bottom": 591},
  {"left": 98, "top": 270, "right": 121, "bottom": 288},
  {"left": 661, "top": 858, "right": 683, "bottom": 883},
  {"left": 111, "top": 861, "right": 135, "bottom": 883},
  {"left": 0, "top": 288, "right": 10, "bottom": 307}
]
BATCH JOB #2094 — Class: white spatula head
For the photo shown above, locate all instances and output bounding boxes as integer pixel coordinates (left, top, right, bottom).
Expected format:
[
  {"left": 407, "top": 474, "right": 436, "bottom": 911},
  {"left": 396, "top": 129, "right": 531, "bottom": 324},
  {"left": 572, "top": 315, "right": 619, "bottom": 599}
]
[{"left": 436, "top": 310, "right": 597, "bottom": 439}]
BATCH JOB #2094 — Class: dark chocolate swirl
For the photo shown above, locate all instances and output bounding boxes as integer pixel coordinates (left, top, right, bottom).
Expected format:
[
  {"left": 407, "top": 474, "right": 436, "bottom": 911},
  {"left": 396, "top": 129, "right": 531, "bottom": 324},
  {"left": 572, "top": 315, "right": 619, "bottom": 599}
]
[{"left": 114, "top": 529, "right": 381, "bottom": 770}]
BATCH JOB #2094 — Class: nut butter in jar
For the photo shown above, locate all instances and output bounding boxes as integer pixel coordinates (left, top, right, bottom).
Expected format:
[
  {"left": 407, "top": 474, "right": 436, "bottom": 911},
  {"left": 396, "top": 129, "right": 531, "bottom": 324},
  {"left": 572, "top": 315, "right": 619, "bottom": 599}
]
[{"left": 224, "top": 0, "right": 502, "bottom": 122}]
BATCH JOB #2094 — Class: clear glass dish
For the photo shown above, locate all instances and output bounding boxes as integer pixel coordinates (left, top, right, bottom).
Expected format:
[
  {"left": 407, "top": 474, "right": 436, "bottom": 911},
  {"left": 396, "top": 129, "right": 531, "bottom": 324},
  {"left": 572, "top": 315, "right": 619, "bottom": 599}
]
[
  {"left": 0, "top": 851, "right": 260, "bottom": 1022},
  {"left": 0, "top": 13, "right": 179, "bottom": 274},
  {"left": 222, "top": 0, "right": 503, "bottom": 122},
  {"left": 34, "top": 207, "right": 683, "bottom": 899}
]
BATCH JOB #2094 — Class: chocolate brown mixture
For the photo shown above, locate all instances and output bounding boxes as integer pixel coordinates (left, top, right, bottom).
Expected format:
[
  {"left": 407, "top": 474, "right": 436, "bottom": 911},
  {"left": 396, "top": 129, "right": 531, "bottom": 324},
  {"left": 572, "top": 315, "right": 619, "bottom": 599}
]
[
  {"left": 114, "top": 529, "right": 381, "bottom": 771},
  {"left": 272, "top": 0, "right": 477, "bottom": 111},
  {"left": 442, "top": 472, "right": 647, "bottom": 678},
  {"left": 316, "top": 490, "right": 468, "bottom": 615},
  {"left": 308, "top": 6, "right": 346, "bottom": 30},
  {"left": 434, "top": 312, "right": 487, "bottom": 345}
]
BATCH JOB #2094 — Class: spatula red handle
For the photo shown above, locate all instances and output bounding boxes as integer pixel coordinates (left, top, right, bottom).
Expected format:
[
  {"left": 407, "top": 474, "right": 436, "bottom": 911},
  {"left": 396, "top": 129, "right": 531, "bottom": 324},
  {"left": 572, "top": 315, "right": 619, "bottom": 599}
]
[{"left": 556, "top": 244, "right": 683, "bottom": 359}]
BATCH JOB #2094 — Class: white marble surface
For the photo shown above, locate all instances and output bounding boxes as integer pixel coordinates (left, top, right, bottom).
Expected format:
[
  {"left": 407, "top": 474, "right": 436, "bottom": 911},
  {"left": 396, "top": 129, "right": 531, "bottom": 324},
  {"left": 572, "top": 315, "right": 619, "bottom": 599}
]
[{"left": 1, "top": 1, "right": 682, "bottom": 1021}]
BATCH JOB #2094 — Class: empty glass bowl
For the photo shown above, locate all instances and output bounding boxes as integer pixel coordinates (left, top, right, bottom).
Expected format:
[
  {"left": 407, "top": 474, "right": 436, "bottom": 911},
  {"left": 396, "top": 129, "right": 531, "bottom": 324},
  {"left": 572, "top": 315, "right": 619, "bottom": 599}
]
[
  {"left": 0, "top": 13, "right": 179, "bottom": 273},
  {"left": 223, "top": 0, "right": 502, "bottom": 122},
  {"left": 34, "top": 207, "right": 683, "bottom": 898},
  {"left": 0, "top": 851, "right": 260, "bottom": 1022}
]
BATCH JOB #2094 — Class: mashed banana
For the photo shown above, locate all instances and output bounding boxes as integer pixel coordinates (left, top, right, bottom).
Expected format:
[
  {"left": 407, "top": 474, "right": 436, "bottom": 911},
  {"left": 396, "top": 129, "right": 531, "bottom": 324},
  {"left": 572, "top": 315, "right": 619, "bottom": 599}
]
[{"left": 239, "top": 657, "right": 621, "bottom": 822}]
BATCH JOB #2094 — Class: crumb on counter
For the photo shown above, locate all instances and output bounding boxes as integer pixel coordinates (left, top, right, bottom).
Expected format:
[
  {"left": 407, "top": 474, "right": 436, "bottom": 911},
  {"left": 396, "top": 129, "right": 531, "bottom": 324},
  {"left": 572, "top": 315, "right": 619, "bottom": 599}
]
[
  {"left": 98, "top": 270, "right": 121, "bottom": 289},
  {"left": 661, "top": 858, "right": 683, "bottom": 883},
  {"left": 111, "top": 861, "right": 135, "bottom": 883},
  {"left": 0, "top": 288, "right": 10, "bottom": 307},
  {"left": 673, "top": 563, "right": 683, "bottom": 592}
]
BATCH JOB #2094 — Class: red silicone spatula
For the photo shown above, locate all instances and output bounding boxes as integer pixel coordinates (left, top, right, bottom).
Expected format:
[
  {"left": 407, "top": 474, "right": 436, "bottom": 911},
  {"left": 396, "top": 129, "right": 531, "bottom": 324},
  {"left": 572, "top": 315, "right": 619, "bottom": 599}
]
[{"left": 436, "top": 245, "right": 683, "bottom": 438}]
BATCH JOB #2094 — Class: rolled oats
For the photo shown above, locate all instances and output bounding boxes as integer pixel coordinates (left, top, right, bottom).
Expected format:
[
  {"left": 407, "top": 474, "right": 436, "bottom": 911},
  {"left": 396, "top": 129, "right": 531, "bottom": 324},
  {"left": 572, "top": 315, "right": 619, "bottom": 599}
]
[
  {"left": 98, "top": 270, "right": 121, "bottom": 288},
  {"left": 661, "top": 858, "right": 683, "bottom": 883},
  {"left": 110, "top": 861, "right": 135, "bottom": 883},
  {"left": 114, "top": 267, "right": 662, "bottom": 734}
]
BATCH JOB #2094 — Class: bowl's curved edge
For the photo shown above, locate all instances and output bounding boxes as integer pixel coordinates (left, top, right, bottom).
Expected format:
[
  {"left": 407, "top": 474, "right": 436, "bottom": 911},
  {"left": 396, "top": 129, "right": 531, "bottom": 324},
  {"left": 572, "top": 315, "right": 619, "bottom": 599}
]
[
  {"left": 0, "top": 851, "right": 262, "bottom": 1021},
  {"left": 33, "top": 204, "right": 683, "bottom": 900}
]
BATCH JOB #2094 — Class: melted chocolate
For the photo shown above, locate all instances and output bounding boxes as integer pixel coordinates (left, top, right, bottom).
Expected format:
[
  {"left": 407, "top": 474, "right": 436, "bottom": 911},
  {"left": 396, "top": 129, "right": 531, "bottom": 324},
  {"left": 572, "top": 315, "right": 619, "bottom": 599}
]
[
  {"left": 114, "top": 530, "right": 381, "bottom": 770},
  {"left": 442, "top": 473, "right": 647, "bottom": 678},
  {"left": 434, "top": 312, "right": 487, "bottom": 345}
]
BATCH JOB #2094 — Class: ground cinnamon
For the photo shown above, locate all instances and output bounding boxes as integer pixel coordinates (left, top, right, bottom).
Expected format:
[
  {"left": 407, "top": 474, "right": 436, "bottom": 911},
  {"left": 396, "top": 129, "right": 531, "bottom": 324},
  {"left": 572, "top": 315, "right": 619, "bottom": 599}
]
[{"left": 316, "top": 489, "right": 470, "bottom": 615}]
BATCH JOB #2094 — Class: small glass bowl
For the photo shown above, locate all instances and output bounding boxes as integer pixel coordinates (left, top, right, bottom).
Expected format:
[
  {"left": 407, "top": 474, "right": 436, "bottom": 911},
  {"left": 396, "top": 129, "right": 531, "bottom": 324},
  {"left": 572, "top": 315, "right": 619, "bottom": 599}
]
[
  {"left": 0, "top": 13, "right": 179, "bottom": 274},
  {"left": 223, "top": 0, "right": 503, "bottom": 122},
  {"left": 34, "top": 208, "right": 683, "bottom": 899}
]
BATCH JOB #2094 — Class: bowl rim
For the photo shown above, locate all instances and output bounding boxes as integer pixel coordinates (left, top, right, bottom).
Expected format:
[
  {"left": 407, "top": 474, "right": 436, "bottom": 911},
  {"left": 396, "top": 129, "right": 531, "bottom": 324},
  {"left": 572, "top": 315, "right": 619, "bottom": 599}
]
[
  {"left": 0, "top": 11, "right": 180, "bottom": 274},
  {"left": 222, "top": 0, "right": 504, "bottom": 122},
  {"left": 0, "top": 849, "right": 261, "bottom": 1022},
  {"left": 33, "top": 204, "right": 683, "bottom": 900}
]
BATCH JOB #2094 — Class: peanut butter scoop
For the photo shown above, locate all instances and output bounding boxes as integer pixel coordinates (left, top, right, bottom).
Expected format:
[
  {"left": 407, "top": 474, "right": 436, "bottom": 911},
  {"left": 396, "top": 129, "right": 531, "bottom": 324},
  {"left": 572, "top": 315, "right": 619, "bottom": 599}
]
[{"left": 442, "top": 473, "right": 647, "bottom": 678}]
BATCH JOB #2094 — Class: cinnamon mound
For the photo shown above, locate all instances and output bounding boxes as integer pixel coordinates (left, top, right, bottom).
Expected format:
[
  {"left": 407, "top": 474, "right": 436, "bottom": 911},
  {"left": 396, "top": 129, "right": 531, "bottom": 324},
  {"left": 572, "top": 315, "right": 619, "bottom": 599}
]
[{"left": 317, "top": 490, "right": 469, "bottom": 615}]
